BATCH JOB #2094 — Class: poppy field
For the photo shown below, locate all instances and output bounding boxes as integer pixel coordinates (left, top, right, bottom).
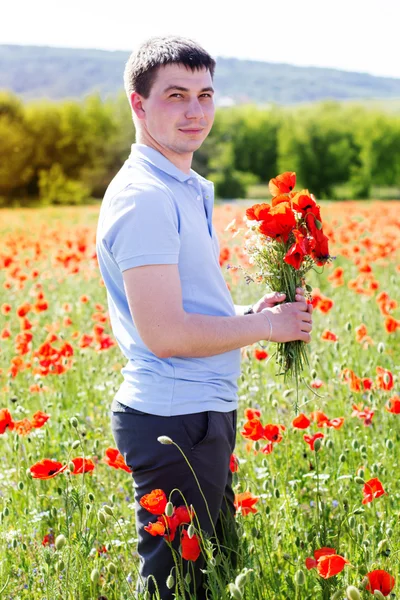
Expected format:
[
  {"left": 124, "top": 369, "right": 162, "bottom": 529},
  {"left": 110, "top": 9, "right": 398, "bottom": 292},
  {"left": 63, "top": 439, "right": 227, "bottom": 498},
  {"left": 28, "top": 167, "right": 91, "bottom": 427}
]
[{"left": 0, "top": 200, "right": 399, "bottom": 599}]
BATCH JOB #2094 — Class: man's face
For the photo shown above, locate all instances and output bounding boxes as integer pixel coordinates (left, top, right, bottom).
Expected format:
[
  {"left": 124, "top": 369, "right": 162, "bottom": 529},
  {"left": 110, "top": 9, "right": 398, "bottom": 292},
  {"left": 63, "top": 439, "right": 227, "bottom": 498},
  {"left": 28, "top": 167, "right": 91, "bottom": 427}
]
[{"left": 133, "top": 63, "right": 215, "bottom": 156}]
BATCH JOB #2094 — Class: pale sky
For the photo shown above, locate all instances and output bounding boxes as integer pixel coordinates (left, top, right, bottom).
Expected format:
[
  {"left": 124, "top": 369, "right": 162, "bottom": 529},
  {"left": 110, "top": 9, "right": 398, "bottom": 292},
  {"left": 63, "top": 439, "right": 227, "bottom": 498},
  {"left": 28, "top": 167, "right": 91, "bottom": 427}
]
[{"left": 1, "top": 0, "right": 399, "bottom": 79}]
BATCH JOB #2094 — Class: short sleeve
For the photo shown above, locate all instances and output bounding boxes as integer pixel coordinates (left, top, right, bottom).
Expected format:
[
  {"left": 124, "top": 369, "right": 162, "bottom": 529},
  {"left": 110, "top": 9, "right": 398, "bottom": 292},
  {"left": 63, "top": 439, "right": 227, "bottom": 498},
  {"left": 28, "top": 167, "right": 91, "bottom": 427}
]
[{"left": 103, "top": 183, "right": 180, "bottom": 272}]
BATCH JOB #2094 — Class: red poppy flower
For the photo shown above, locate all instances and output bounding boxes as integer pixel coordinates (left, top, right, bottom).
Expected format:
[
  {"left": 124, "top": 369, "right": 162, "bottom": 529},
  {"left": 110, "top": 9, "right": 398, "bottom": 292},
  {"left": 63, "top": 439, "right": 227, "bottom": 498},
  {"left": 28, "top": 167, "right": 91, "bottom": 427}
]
[
  {"left": 254, "top": 348, "right": 268, "bottom": 360},
  {"left": 376, "top": 367, "right": 394, "bottom": 391},
  {"left": 321, "top": 329, "right": 338, "bottom": 342},
  {"left": 258, "top": 202, "right": 297, "bottom": 243},
  {"left": 230, "top": 453, "right": 239, "bottom": 473},
  {"left": 317, "top": 554, "right": 350, "bottom": 578},
  {"left": 362, "top": 478, "right": 386, "bottom": 505},
  {"left": 103, "top": 447, "right": 132, "bottom": 473},
  {"left": 157, "top": 513, "right": 180, "bottom": 542},
  {"left": 14, "top": 418, "right": 34, "bottom": 436},
  {"left": 244, "top": 408, "right": 261, "bottom": 420},
  {"left": 140, "top": 489, "right": 168, "bottom": 515},
  {"left": 30, "top": 459, "right": 68, "bottom": 479},
  {"left": 144, "top": 520, "right": 165, "bottom": 537},
  {"left": 42, "top": 532, "right": 55, "bottom": 546},
  {"left": 0, "top": 408, "right": 15, "bottom": 434},
  {"left": 70, "top": 457, "right": 95, "bottom": 474},
  {"left": 174, "top": 505, "right": 193, "bottom": 525},
  {"left": 284, "top": 228, "right": 315, "bottom": 270},
  {"left": 263, "top": 424, "right": 284, "bottom": 443},
  {"left": 245, "top": 203, "right": 271, "bottom": 221},
  {"left": 181, "top": 529, "right": 201, "bottom": 561},
  {"left": 310, "top": 411, "right": 330, "bottom": 427},
  {"left": 292, "top": 413, "right": 311, "bottom": 429},
  {"left": 234, "top": 491, "right": 259, "bottom": 516},
  {"left": 269, "top": 172, "right": 296, "bottom": 196},
  {"left": 303, "top": 432, "right": 324, "bottom": 451},
  {"left": 365, "top": 570, "right": 395, "bottom": 596},
  {"left": 385, "top": 395, "right": 400, "bottom": 414},
  {"left": 241, "top": 418, "right": 266, "bottom": 441},
  {"left": 305, "top": 547, "right": 337, "bottom": 570},
  {"left": 327, "top": 417, "right": 345, "bottom": 430},
  {"left": 30, "top": 411, "right": 50, "bottom": 428}
]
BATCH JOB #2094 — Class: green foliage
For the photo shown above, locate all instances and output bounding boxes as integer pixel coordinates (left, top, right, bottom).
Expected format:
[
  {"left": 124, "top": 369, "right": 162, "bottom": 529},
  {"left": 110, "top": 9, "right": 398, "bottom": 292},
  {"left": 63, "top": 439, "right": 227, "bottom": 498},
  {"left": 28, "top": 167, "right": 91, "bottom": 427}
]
[{"left": 38, "top": 164, "right": 90, "bottom": 205}]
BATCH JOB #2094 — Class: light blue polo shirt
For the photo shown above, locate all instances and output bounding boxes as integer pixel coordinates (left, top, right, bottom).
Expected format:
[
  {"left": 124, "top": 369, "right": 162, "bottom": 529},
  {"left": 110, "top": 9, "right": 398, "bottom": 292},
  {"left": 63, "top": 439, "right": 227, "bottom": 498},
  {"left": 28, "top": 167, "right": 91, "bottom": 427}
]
[{"left": 96, "top": 143, "right": 241, "bottom": 416}]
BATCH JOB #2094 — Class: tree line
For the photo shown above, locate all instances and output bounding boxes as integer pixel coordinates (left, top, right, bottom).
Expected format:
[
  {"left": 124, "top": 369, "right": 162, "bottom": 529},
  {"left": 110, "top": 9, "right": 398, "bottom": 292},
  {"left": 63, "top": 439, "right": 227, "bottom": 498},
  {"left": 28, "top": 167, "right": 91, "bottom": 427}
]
[{"left": 1, "top": 90, "right": 400, "bottom": 206}]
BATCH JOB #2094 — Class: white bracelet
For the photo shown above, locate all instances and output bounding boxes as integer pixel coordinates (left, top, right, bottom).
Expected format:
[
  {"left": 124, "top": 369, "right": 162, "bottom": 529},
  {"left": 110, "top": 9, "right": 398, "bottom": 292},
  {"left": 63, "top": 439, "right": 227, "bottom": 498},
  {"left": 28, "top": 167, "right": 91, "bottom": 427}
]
[{"left": 260, "top": 311, "right": 273, "bottom": 343}]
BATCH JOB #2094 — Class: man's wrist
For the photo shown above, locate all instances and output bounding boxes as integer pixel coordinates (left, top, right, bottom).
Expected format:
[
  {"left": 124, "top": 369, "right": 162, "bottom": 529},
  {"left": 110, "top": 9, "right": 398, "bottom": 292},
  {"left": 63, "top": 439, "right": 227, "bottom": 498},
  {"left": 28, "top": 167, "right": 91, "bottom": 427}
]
[{"left": 243, "top": 305, "right": 254, "bottom": 315}]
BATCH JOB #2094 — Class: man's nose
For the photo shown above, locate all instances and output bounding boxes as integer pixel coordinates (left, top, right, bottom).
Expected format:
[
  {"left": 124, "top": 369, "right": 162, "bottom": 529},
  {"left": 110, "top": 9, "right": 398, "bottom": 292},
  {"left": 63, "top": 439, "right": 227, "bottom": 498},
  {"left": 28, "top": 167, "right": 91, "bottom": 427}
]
[{"left": 185, "top": 98, "right": 205, "bottom": 119}]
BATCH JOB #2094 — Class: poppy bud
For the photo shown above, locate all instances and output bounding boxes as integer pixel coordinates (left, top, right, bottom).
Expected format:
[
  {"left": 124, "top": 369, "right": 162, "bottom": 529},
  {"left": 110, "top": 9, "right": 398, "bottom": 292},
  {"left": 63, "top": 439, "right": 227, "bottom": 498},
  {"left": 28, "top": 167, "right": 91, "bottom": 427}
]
[
  {"left": 70, "top": 417, "right": 79, "bottom": 428},
  {"left": 55, "top": 534, "right": 66, "bottom": 550},
  {"left": 57, "top": 559, "right": 65, "bottom": 571},
  {"left": 325, "top": 439, "right": 334, "bottom": 449},
  {"left": 97, "top": 510, "right": 107, "bottom": 524},
  {"left": 52, "top": 507, "right": 57, "bottom": 518},
  {"left": 339, "top": 453, "right": 346, "bottom": 463},
  {"left": 348, "top": 516, "right": 356, "bottom": 528},
  {"left": 373, "top": 591, "right": 385, "bottom": 600},
  {"left": 18, "top": 481, "right": 24, "bottom": 490},
  {"left": 103, "top": 505, "right": 114, "bottom": 516},
  {"left": 90, "top": 568, "right": 100, "bottom": 583},
  {"left": 357, "top": 468, "right": 365, "bottom": 479},
  {"left": 345, "top": 321, "right": 352, "bottom": 331},
  {"left": 165, "top": 502, "right": 174, "bottom": 517},
  {"left": 354, "top": 476, "right": 365, "bottom": 485},
  {"left": 88, "top": 492, "right": 95, "bottom": 502},
  {"left": 294, "top": 569, "right": 305, "bottom": 586},
  {"left": 71, "top": 440, "right": 80, "bottom": 450},
  {"left": 359, "top": 445, "right": 367, "bottom": 455},
  {"left": 157, "top": 436, "right": 173, "bottom": 445},
  {"left": 187, "top": 523, "right": 195, "bottom": 539},
  {"left": 386, "top": 527, "right": 393, "bottom": 538},
  {"left": 352, "top": 440, "right": 359, "bottom": 450},
  {"left": 346, "top": 586, "right": 360, "bottom": 600},
  {"left": 331, "top": 591, "right": 344, "bottom": 600},
  {"left": 228, "top": 583, "right": 243, "bottom": 600},
  {"left": 377, "top": 342, "right": 384, "bottom": 354},
  {"left": 274, "top": 488, "right": 280, "bottom": 498},
  {"left": 68, "top": 462, "right": 75, "bottom": 472},
  {"left": 271, "top": 399, "right": 278, "bottom": 408},
  {"left": 108, "top": 562, "right": 117, "bottom": 574},
  {"left": 377, "top": 538, "right": 388, "bottom": 552},
  {"left": 311, "top": 369, "right": 318, "bottom": 379},
  {"left": 3, "top": 507, "right": 9, "bottom": 517},
  {"left": 166, "top": 574, "right": 175, "bottom": 589},
  {"left": 185, "top": 572, "right": 191, "bottom": 585},
  {"left": 357, "top": 524, "right": 364, "bottom": 536},
  {"left": 313, "top": 438, "right": 322, "bottom": 452}
]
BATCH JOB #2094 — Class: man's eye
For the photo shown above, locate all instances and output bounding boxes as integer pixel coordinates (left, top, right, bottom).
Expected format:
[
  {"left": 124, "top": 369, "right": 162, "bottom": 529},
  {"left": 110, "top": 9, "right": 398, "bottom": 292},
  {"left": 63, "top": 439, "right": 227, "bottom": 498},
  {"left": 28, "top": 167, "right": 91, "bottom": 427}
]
[
  {"left": 200, "top": 93, "right": 212, "bottom": 98},
  {"left": 170, "top": 94, "right": 183, "bottom": 98}
]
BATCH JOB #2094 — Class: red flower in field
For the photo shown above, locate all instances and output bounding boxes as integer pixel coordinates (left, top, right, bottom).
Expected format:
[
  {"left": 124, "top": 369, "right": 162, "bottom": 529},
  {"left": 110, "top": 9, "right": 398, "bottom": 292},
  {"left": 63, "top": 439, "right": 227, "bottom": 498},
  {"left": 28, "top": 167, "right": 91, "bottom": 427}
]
[
  {"left": 103, "top": 447, "right": 132, "bottom": 473},
  {"left": 321, "top": 329, "right": 338, "bottom": 342},
  {"left": 174, "top": 505, "right": 193, "bottom": 525},
  {"left": 30, "top": 459, "right": 67, "bottom": 479},
  {"left": 269, "top": 172, "right": 296, "bottom": 196},
  {"left": 327, "top": 267, "right": 344, "bottom": 287},
  {"left": 258, "top": 202, "right": 297, "bottom": 243},
  {"left": 16, "top": 303, "right": 32, "bottom": 318},
  {"left": 14, "top": 418, "right": 34, "bottom": 436},
  {"left": 245, "top": 203, "right": 271, "bottom": 222},
  {"left": 254, "top": 348, "right": 268, "bottom": 361},
  {"left": 362, "top": 378, "right": 373, "bottom": 391},
  {"left": 351, "top": 403, "right": 374, "bottom": 426},
  {"left": 365, "top": 569, "right": 395, "bottom": 596},
  {"left": 1, "top": 327, "right": 11, "bottom": 339},
  {"left": 375, "top": 367, "right": 394, "bottom": 391},
  {"left": 42, "top": 532, "right": 55, "bottom": 546},
  {"left": 310, "top": 378, "right": 324, "bottom": 389},
  {"left": 144, "top": 520, "right": 165, "bottom": 537},
  {"left": 70, "top": 457, "right": 95, "bottom": 474},
  {"left": 241, "top": 418, "right": 266, "bottom": 441},
  {"left": 384, "top": 316, "right": 399, "bottom": 333},
  {"left": 181, "top": 529, "right": 201, "bottom": 561},
  {"left": 310, "top": 411, "right": 330, "bottom": 427},
  {"left": 303, "top": 432, "right": 324, "bottom": 451},
  {"left": 341, "top": 369, "right": 362, "bottom": 393},
  {"left": 157, "top": 513, "right": 180, "bottom": 542},
  {"left": 327, "top": 417, "right": 345, "bottom": 430},
  {"left": 140, "top": 489, "right": 168, "bottom": 515},
  {"left": 230, "top": 453, "right": 239, "bottom": 473},
  {"left": 234, "top": 491, "right": 259, "bottom": 516},
  {"left": 30, "top": 411, "right": 50, "bottom": 428},
  {"left": 362, "top": 478, "right": 386, "bottom": 505},
  {"left": 292, "top": 413, "right": 311, "bottom": 429},
  {"left": 261, "top": 442, "right": 274, "bottom": 455},
  {"left": 263, "top": 424, "right": 285, "bottom": 443},
  {"left": 244, "top": 408, "right": 261, "bottom": 420},
  {"left": 385, "top": 395, "right": 400, "bottom": 414},
  {"left": 1, "top": 303, "right": 12, "bottom": 315},
  {"left": 311, "top": 289, "right": 334, "bottom": 313},
  {"left": 0, "top": 408, "right": 15, "bottom": 434},
  {"left": 317, "top": 554, "right": 350, "bottom": 579},
  {"left": 80, "top": 295, "right": 89, "bottom": 303}
]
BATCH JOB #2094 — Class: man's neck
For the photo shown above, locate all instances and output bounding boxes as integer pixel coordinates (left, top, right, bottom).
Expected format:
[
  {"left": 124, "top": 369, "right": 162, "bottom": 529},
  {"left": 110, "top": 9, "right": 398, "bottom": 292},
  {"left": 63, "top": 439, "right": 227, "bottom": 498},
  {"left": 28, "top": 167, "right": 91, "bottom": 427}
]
[{"left": 135, "top": 134, "right": 193, "bottom": 175}]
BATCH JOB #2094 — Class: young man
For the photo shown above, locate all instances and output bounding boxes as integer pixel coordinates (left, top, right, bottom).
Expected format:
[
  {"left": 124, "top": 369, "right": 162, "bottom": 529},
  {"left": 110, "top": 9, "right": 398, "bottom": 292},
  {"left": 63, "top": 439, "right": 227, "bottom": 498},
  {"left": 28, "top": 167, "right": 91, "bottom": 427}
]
[{"left": 96, "top": 36, "right": 313, "bottom": 599}]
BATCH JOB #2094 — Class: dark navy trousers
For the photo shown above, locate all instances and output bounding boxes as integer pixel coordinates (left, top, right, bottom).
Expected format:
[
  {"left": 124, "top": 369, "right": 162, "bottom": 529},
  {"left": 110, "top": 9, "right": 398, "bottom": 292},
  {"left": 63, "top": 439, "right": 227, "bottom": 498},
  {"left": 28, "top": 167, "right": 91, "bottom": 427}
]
[{"left": 111, "top": 401, "right": 238, "bottom": 599}]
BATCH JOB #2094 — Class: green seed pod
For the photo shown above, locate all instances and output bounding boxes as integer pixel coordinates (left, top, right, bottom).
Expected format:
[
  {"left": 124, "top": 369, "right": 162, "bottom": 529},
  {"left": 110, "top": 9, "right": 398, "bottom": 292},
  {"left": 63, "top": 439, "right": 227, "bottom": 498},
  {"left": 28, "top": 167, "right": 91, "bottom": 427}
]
[
  {"left": 354, "top": 476, "right": 365, "bottom": 485},
  {"left": 55, "top": 534, "right": 66, "bottom": 551},
  {"left": 228, "top": 583, "right": 243, "bottom": 600},
  {"left": 339, "top": 453, "right": 346, "bottom": 463},
  {"left": 57, "top": 559, "right": 65, "bottom": 571},
  {"left": 71, "top": 439, "right": 80, "bottom": 450},
  {"left": 166, "top": 574, "right": 175, "bottom": 589},
  {"left": 373, "top": 591, "right": 385, "bottom": 599},
  {"left": 377, "top": 539, "right": 388, "bottom": 553},
  {"left": 165, "top": 502, "right": 174, "bottom": 517},
  {"left": 359, "top": 445, "right": 367, "bottom": 454},
  {"left": 88, "top": 492, "right": 95, "bottom": 502},
  {"left": 68, "top": 462, "right": 75, "bottom": 472},
  {"left": 108, "top": 562, "right": 117, "bottom": 574},
  {"left": 103, "top": 505, "right": 114, "bottom": 516},
  {"left": 306, "top": 531, "right": 314, "bottom": 542},
  {"left": 187, "top": 523, "right": 195, "bottom": 539},
  {"left": 345, "top": 321, "right": 352, "bottom": 331},
  {"left": 12, "top": 538, "right": 17, "bottom": 549},
  {"left": 311, "top": 369, "right": 318, "bottom": 379},
  {"left": 185, "top": 572, "right": 191, "bottom": 585},
  {"left": 331, "top": 590, "right": 344, "bottom": 600},
  {"left": 357, "top": 468, "right": 365, "bottom": 479},
  {"left": 386, "top": 527, "right": 393, "bottom": 538},
  {"left": 346, "top": 586, "right": 361, "bottom": 600},
  {"left": 271, "top": 399, "right": 278, "bottom": 408},
  {"left": 17, "top": 481, "right": 24, "bottom": 490},
  {"left": 90, "top": 568, "right": 100, "bottom": 583},
  {"left": 274, "top": 488, "right": 280, "bottom": 499},
  {"left": 386, "top": 439, "right": 393, "bottom": 450},
  {"left": 377, "top": 342, "right": 384, "bottom": 354},
  {"left": 157, "top": 436, "right": 173, "bottom": 444},
  {"left": 52, "top": 507, "right": 57, "bottom": 518},
  {"left": 3, "top": 507, "right": 9, "bottom": 517},
  {"left": 352, "top": 439, "right": 359, "bottom": 450},
  {"left": 294, "top": 569, "right": 305, "bottom": 586},
  {"left": 70, "top": 417, "right": 79, "bottom": 428},
  {"left": 97, "top": 510, "right": 107, "bottom": 525},
  {"left": 313, "top": 438, "right": 322, "bottom": 452},
  {"left": 325, "top": 439, "right": 334, "bottom": 449},
  {"left": 348, "top": 516, "right": 356, "bottom": 528},
  {"left": 357, "top": 524, "right": 364, "bottom": 536}
]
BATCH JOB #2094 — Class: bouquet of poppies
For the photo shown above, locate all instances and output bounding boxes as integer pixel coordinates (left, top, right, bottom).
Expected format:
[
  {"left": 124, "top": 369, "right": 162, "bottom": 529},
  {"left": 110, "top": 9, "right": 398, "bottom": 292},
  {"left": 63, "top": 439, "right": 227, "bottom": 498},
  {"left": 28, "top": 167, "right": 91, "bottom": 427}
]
[{"left": 243, "top": 171, "right": 332, "bottom": 389}]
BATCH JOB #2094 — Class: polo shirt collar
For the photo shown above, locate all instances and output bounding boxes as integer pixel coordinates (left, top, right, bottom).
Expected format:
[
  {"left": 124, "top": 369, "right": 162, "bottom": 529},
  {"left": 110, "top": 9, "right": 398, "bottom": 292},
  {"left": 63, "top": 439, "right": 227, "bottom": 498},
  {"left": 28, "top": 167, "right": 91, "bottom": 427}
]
[{"left": 129, "top": 143, "right": 197, "bottom": 183}]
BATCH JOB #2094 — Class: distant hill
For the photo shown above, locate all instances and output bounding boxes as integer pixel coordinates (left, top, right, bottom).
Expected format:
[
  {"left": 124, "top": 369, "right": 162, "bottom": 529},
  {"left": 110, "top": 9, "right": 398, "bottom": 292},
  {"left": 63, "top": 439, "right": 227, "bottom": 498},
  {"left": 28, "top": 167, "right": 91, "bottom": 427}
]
[{"left": 2, "top": 44, "right": 400, "bottom": 106}]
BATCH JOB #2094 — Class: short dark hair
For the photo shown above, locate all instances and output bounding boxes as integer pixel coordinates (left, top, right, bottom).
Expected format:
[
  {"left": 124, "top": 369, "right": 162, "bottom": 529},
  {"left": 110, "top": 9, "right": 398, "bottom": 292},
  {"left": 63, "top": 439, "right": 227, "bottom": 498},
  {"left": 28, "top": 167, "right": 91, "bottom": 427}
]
[{"left": 124, "top": 36, "right": 216, "bottom": 99}]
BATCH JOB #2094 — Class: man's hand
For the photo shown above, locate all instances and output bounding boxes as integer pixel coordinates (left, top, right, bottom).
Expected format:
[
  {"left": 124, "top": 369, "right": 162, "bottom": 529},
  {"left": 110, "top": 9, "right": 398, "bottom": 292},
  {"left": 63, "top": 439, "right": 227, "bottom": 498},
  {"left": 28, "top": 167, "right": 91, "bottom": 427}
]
[{"left": 255, "top": 287, "right": 313, "bottom": 344}]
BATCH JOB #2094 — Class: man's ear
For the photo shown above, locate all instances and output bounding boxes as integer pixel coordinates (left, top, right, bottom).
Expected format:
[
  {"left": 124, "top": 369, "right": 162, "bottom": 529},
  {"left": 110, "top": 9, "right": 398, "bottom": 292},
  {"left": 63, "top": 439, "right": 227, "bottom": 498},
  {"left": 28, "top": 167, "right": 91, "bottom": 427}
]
[{"left": 130, "top": 92, "right": 146, "bottom": 120}]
